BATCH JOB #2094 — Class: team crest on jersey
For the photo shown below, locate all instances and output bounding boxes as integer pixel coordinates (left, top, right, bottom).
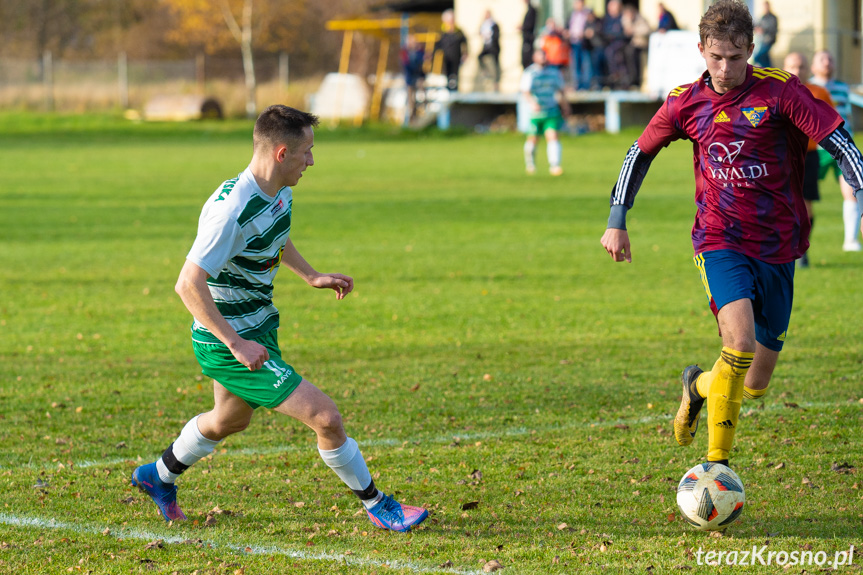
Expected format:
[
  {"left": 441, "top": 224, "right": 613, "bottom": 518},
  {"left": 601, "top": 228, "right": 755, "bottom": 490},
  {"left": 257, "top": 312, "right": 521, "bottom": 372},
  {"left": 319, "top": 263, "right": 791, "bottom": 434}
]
[
  {"left": 270, "top": 198, "right": 284, "bottom": 215},
  {"left": 741, "top": 107, "right": 768, "bottom": 127},
  {"left": 714, "top": 110, "right": 731, "bottom": 123}
]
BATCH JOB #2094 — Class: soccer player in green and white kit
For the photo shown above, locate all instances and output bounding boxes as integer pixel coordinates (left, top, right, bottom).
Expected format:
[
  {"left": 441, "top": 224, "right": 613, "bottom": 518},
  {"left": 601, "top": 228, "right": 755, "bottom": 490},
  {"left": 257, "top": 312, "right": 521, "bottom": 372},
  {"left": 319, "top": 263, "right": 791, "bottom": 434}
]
[
  {"left": 521, "top": 48, "right": 571, "bottom": 176},
  {"left": 131, "top": 105, "right": 428, "bottom": 533}
]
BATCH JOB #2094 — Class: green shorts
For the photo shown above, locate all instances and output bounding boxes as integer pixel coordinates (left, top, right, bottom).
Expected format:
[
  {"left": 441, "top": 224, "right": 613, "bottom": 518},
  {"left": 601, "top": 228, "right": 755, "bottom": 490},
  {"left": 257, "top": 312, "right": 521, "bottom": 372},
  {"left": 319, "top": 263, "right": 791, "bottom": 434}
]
[
  {"left": 192, "top": 330, "right": 303, "bottom": 409},
  {"left": 528, "top": 114, "right": 564, "bottom": 136},
  {"left": 817, "top": 148, "right": 841, "bottom": 181}
]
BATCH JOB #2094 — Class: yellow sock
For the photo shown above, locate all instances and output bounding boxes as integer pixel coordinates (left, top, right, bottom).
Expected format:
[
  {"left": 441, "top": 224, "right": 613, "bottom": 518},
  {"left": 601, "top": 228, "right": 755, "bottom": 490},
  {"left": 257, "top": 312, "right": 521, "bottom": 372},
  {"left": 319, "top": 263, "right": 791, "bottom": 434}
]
[
  {"left": 743, "top": 386, "right": 767, "bottom": 400},
  {"left": 695, "top": 357, "right": 724, "bottom": 398},
  {"left": 706, "top": 347, "right": 754, "bottom": 462}
]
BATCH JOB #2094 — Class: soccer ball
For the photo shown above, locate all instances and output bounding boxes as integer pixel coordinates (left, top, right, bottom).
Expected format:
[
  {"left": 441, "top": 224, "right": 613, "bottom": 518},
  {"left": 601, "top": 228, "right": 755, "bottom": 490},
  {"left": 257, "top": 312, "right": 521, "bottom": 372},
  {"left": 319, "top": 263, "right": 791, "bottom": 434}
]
[{"left": 676, "top": 462, "right": 745, "bottom": 531}]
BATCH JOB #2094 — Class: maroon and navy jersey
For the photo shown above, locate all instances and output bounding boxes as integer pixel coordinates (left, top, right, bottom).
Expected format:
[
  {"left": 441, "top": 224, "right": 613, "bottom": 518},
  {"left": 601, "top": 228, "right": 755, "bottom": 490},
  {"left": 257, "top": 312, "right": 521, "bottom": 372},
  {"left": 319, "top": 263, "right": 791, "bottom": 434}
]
[{"left": 638, "top": 65, "right": 842, "bottom": 263}]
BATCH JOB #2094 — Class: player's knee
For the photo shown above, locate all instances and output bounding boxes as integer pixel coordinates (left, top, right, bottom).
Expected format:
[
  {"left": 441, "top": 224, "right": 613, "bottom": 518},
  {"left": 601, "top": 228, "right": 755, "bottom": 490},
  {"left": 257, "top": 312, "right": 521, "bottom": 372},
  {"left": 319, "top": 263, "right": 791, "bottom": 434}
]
[
  {"left": 210, "top": 415, "right": 251, "bottom": 438},
  {"left": 723, "top": 333, "right": 756, "bottom": 353},
  {"left": 312, "top": 407, "right": 343, "bottom": 437}
]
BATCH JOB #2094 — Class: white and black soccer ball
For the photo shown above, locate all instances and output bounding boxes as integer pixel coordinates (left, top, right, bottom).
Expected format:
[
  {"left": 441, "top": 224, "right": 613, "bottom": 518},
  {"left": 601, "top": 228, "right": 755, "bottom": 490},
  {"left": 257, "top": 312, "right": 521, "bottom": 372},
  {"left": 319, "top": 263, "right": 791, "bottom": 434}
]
[{"left": 676, "top": 462, "right": 745, "bottom": 531}]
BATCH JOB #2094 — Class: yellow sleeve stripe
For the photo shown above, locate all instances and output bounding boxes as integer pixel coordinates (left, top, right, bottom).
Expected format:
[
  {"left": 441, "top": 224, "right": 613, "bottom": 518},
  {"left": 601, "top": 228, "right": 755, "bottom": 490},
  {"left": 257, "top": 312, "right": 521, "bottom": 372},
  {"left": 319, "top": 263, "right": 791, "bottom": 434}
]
[
  {"left": 668, "top": 84, "right": 692, "bottom": 99},
  {"left": 752, "top": 67, "right": 791, "bottom": 82}
]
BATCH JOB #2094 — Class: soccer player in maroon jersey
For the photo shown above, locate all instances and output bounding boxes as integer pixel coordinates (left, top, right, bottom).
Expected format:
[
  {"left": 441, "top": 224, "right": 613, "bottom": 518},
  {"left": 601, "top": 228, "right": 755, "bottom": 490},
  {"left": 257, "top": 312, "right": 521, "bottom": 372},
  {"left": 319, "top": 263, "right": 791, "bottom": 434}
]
[{"left": 600, "top": 0, "right": 863, "bottom": 468}]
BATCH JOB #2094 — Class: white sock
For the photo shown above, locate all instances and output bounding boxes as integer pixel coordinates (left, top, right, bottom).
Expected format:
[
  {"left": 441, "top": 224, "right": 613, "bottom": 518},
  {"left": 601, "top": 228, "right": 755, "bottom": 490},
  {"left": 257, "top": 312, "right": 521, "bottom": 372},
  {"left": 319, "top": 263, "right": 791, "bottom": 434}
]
[
  {"left": 156, "top": 415, "right": 220, "bottom": 484},
  {"left": 524, "top": 140, "right": 536, "bottom": 168},
  {"left": 318, "top": 437, "right": 381, "bottom": 508},
  {"left": 844, "top": 199, "right": 861, "bottom": 244},
  {"left": 547, "top": 139, "right": 562, "bottom": 167}
]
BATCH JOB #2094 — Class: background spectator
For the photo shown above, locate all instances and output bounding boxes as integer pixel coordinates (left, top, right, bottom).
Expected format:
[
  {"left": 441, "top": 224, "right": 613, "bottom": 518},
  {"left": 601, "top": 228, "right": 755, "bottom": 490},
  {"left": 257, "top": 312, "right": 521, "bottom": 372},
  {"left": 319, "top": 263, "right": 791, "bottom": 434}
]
[
  {"left": 753, "top": 1, "right": 778, "bottom": 67},
  {"left": 782, "top": 51, "right": 834, "bottom": 267},
  {"left": 567, "top": 0, "right": 592, "bottom": 90},
  {"left": 582, "top": 10, "right": 603, "bottom": 90},
  {"left": 601, "top": 0, "right": 628, "bottom": 89},
  {"left": 622, "top": 4, "right": 650, "bottom": 89},
  {"left": 810, "top": 50, "right": 862, "bottom": 251},
  {"left": 478, "top": 9, "right": 501, "bottom": 92},
  {"left": 540, "top": 18, "right": 570, "bottom": 72},
  {"left": 433, "top": 9, "right": 467, "bottom": 91},
  {"left": 519, "top": 0, "right": 538, "bottom": 69},
  {"left": 657, "top": 3, "right": 679, "bottom": 32},
  {"left": 400, "top": 34, "right": 426, "bottom": 124}
]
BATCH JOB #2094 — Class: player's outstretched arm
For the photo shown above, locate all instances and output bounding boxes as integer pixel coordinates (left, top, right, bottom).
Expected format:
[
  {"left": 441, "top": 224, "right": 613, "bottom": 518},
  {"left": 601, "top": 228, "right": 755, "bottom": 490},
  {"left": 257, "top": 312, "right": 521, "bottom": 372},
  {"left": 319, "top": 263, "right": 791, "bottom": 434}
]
[
  {"left": 175, "top": 260, "right": 270, "bottom": 370},
  {"left": 601, "top": 228, "right": 632, "bottom": 263},
  {"left": 281, "top": 239, "right": 354, "bottom": 299},
  {"left": 600, "top": 141, "right": 655, "bottom": 263}
]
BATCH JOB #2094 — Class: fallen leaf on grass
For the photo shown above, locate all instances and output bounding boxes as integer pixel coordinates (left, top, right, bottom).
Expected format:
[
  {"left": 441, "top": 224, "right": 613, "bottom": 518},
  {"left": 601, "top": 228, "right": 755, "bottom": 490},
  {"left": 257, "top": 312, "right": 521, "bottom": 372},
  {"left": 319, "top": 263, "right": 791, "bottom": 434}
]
[
  {"left": 438, "top": 560, "right": 453, "bottom": 568},
  {"left": 204, "top": 515, "right": 217, "bottom": 526},
  {"left": 774, "top": 462, "right": 785, "bottom": 470},
  {"left": 831, "top": 462, "right": 855, "bottom": 474},
  {"left": 144, "top": 540, "right": 163, "bottom": 550},
  {"left": 483, "top": 559, "right": 504, "bottom": 572},
  {"left": 462, "top": 501, "right": 480, "bottom": 511},
  {"left": 181, "top": 539, "right": 203, "bottom": 546}
]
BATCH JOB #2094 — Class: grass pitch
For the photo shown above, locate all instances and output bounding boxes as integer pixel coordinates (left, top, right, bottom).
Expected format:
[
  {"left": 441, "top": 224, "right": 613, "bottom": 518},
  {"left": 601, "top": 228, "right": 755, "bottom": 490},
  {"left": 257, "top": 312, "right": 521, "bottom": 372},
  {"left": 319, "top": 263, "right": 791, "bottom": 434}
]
[{"left": 0, "top": 114, "right": 861, "bottom": 574}]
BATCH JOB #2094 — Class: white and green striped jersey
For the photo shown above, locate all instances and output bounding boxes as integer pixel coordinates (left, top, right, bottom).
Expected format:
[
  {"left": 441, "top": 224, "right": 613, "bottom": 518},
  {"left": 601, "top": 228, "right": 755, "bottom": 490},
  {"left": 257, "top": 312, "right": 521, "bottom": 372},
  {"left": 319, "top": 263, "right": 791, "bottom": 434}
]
[
  {"left": 810, "top": 77, "right": 853, "bottom": 131},
  {"left": 520, "top": 63, "right": 565, "bottom": 118},
  {"left": 186, "top": 167, "right": 293, "bottom": 344}
]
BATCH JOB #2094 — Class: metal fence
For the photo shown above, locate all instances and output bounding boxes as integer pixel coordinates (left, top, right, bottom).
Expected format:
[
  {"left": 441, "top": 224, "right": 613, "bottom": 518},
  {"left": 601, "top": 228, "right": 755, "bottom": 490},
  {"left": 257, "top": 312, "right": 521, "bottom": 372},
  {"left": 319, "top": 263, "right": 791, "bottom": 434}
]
[{"left": 0, "top": 52, "right": 292, "bottom": 116}]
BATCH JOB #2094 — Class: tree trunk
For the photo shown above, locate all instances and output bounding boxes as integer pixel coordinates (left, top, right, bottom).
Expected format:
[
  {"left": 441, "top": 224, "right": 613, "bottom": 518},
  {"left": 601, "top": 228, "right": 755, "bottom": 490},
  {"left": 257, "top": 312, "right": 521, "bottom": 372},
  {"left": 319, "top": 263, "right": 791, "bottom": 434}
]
[
  {"left": 220, "top": 0, "right": 257, "bottom": 118},
  {"left": 241, "top": 0, "right": 256, "bottom": 119}
]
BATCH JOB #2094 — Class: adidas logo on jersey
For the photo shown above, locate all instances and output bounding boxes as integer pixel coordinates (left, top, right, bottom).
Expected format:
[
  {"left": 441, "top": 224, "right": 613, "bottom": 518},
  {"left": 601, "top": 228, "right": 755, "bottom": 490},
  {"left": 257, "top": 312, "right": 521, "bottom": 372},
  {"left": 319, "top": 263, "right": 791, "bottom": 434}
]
[
  {"left": 714, "top": 110, "right": 731, "bottom": 123},
  {"left": 717, "top": 419, "right": 735, "bottom": 429}
]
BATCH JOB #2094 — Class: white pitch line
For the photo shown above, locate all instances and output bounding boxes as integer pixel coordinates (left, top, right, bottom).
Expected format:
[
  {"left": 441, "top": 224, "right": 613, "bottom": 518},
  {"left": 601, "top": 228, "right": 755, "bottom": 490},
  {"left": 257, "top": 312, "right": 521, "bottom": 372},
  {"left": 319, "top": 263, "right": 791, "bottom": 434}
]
[
  {"left": 0, "top": 512, "right": 483, "bottom": 575},
  {"left": 3, "top": 400, "right": 853, "bottom": 471}
]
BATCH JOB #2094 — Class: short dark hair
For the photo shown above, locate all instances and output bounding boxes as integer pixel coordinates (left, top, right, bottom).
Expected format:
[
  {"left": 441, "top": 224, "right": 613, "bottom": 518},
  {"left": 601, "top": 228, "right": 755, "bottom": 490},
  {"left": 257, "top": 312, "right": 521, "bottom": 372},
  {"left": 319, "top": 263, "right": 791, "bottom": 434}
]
[
  {"left": 253, "top": 105, "right": 320, "bottom": 152},
  {"left": 699, "top": 0, "right": 753, "bottom": 49}
]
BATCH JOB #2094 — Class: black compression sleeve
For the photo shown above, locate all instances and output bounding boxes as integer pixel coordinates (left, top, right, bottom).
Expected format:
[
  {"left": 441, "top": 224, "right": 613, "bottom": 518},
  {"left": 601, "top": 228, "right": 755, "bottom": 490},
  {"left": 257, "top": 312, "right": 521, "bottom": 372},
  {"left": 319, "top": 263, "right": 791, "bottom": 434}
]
[
  {"left": 818, "top": 124, "right": 863, "bottom": 193},
  {"left": 607, "top": 141, "right": 655, "bottom": 229}
]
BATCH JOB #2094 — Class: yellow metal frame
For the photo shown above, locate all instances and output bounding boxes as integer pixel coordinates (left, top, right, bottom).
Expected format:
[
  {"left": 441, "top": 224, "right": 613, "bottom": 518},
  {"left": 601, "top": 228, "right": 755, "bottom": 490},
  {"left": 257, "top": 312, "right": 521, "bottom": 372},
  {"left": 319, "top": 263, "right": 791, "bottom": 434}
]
[{"left": 325, "top": 14, "right": 441, "bottom": 125}]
